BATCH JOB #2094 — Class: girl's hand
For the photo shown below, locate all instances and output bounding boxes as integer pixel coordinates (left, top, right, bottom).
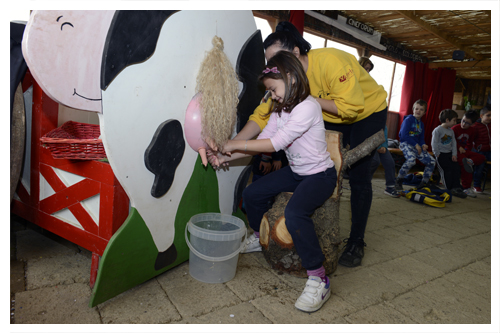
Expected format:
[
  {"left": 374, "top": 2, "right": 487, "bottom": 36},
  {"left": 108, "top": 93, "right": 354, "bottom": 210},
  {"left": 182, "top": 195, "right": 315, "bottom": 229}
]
[
  {"left": 207, "top": 149, "right": 229, "bottom": 168},
  {"left": 377, "top": 147, "right": 387, "bottom": 154},
  {"left": 422, "top": 144, "right": 428, "bottom": 152},
  {"left": 459, "top": 147, "right": 466, "bottom": 154}
]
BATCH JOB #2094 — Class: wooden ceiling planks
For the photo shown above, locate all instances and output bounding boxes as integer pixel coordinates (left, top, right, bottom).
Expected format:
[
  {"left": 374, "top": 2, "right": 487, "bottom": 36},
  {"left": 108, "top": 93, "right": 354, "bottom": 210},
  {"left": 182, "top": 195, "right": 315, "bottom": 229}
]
[
  {"left": 253, "top": 10, "right": 491, "bottom": 80},
  {"left": 340, "top": 10, "right": 491, "bottom": 79}
]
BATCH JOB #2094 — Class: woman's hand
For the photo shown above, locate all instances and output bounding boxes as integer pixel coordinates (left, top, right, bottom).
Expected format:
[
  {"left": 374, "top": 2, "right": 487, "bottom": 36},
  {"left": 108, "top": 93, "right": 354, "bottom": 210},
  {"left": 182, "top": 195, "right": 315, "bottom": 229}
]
[
  {"left": 259, "top": 161, "right": 272, "bottom": 175},
  {"left": 272, "top": 160, "right": 282, "bottom": 171},
  {"left": 205, "top": 137, "right": 217, "bottom": 152},
  {"left": 314, "top": 97, "right": 338, "bottom": 116},
  {"left": 221, "top": 140, "right": 237, "bottom": 155}
]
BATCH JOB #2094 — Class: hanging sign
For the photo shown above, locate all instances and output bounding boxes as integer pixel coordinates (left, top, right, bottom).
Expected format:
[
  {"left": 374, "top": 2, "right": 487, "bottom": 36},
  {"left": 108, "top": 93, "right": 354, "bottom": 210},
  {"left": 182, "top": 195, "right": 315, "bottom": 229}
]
[
  {"left": 346, "top": 18, "right": 374, "bottom": 35},
  {"left": 305, "top": 10, "right": 385, "bottom": 51}
]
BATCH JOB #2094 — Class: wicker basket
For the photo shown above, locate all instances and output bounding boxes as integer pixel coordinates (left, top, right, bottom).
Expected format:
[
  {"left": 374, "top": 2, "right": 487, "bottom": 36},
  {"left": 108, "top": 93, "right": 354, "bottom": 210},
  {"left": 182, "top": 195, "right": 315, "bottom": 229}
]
[{"left": 40, "top": 121, "right": 106, "bottom": 160}]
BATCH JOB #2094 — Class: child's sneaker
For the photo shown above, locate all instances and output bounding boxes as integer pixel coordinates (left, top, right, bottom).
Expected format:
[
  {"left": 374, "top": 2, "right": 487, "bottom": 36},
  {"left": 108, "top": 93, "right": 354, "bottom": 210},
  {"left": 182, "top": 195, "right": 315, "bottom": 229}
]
[
  {"left": 294, "top": 276, "right": 331, "bottom": 313},
  {"left": 473, "top": 186, "right": 483, "bottom": 194},
  {"left": 462, "top": 158, "right": 474, "bottom": 173},
  {"left": 241, "top": 233, "right": 262, "bottom": 253},
  {"left": 394, "top": 178, "right": 404, "bottom": 191},
  {"left": 384, "top": 187, "right": 401, "bottom": 198},
  {"left": 463, "top": 188, "right": 477, "bottom": 198},
  {"left": 451, "top": 188, "right": 468, "bottom": 199}
]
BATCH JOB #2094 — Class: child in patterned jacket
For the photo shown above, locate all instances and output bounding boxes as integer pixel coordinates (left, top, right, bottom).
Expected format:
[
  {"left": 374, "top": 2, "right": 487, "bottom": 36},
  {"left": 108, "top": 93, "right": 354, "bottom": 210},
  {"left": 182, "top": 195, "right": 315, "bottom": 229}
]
[{"left": 395, "top": 99, "right": 436, "bottom": 190}]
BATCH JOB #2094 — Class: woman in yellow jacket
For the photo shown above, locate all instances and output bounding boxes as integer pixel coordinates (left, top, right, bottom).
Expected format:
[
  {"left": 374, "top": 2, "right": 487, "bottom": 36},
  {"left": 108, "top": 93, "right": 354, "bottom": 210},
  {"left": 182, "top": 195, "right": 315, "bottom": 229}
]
[{"left": 218, "top": 21, "right": 388, "bottom": 267}]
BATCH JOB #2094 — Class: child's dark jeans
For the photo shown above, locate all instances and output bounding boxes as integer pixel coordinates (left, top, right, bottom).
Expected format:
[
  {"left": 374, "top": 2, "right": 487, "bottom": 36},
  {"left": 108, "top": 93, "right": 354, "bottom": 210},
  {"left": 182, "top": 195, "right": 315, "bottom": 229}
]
[{"left": 243, "top": 165, "right": 337, "bottom": 271}]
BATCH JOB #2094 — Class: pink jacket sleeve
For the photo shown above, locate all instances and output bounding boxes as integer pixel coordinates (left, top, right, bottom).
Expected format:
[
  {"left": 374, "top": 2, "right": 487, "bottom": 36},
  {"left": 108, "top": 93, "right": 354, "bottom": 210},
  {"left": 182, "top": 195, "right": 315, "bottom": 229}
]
[{"left": 267, "top": 102, "right": 317, "bottom": 151}]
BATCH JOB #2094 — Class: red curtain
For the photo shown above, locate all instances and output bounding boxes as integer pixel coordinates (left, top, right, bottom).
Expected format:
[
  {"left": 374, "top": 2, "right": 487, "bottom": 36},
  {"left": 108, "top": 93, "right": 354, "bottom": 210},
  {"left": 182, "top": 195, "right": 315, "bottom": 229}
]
[
  {"left": 289, "top": 10, "right": 304, "bottom": 35},
  {"left": 398, "top": 60, "right": 456, "bottom": 152}
]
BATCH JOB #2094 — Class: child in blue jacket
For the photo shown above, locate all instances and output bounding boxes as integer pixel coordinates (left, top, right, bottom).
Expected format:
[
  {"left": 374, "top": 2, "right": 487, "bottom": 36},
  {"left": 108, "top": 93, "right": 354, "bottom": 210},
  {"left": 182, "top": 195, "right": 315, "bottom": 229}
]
[{"left": 395, "top": 99, "right": 436, "bottom": 190}]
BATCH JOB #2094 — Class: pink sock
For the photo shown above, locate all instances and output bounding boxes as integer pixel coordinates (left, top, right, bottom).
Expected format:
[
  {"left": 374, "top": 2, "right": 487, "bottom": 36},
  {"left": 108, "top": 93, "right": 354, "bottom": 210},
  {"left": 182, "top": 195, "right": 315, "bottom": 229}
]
[
  {"left": 254, "top": 231, "right": 260, "bottom": 238},
  {"left": 307, "top": 266, "right": 326, "bottom": 279}
]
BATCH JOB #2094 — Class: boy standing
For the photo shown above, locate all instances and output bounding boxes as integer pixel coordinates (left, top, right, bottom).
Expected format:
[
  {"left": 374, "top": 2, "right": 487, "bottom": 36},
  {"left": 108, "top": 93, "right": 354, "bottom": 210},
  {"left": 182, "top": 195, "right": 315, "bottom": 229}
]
[
  {"left": 471, "top": 107, "right": 491, "bottom": 193},
  {"left": 451, "top": 110, "right": 487, "bottom": 197},
  {"left": 431, "top": 109, "right": 467, "bottom": 198},
  {"left": 395, "top": 99, "right": 435, "bottom": 190}
]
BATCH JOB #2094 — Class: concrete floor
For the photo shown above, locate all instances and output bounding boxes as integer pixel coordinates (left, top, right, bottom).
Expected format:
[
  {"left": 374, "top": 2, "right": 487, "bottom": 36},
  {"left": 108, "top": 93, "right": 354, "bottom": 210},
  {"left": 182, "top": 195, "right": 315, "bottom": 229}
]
[{"left": 10, "top": 170, "right": 495, "bottom": 329}]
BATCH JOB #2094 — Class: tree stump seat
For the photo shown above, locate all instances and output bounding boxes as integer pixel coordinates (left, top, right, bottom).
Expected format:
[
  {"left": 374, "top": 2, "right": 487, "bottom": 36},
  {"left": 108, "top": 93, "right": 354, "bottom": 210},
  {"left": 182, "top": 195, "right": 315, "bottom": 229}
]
[{"left": 258, "top": 129, "right": 384, "bottom": 277}]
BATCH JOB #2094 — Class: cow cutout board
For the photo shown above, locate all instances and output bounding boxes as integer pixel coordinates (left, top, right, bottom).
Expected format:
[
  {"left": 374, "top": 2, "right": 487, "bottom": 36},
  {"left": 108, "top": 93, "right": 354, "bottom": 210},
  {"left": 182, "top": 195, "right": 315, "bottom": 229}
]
[{"left": 22, "top": 10, "right": 262, "bottom": 306}]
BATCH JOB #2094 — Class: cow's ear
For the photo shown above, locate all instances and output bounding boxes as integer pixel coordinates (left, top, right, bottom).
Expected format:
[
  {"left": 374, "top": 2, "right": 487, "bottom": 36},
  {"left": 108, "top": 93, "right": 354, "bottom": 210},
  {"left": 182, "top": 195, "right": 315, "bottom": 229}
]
[
  {"left": 101, "top": 10, "right": 177, "bottom": 90},
  {"left": 235, "top": 29, "right": 266, "bottom": 132}
]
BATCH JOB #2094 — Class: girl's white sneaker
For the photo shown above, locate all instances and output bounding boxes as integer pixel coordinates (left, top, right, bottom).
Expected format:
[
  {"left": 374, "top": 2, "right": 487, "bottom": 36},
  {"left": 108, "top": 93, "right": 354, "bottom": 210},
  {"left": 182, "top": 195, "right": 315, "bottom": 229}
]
[
  {"left": 294, "top": 276, "right": 331, "bottom": 312},
  {"left": 241, "top": 233, "right": 262, "bottom": 253}
]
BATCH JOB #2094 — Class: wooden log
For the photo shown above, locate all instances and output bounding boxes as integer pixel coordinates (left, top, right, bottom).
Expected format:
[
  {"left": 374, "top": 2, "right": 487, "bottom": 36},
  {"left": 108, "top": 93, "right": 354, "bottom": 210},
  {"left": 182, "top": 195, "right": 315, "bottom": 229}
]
[
  {"left": 259, "top": 129, "right": 385, "bottom": 277},
  {"left": 325, "top": 130, "right": 344, "bottom": 200},
  {"left": 261, "top": 192, "right": 341, "bottom": 277},
  {"left": 343, "top": 129, "right": 385, "bottom": 168}
]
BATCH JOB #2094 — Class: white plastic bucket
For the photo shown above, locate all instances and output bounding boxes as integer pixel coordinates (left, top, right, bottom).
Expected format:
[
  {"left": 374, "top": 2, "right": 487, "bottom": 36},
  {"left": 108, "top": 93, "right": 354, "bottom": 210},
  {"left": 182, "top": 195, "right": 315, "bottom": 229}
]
[{"left": 185, "top": 213, "right": 247, "bottom": 283}]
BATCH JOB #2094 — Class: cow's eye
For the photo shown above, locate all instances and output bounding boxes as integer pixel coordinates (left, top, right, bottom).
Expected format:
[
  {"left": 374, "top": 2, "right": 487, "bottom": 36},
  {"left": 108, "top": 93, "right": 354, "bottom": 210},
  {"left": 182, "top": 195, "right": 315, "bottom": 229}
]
[
  {"left": 56, "top": 16, "right": 74, "bottom": 30},
  {"left": 61, "top": 22, "right": 74, "bottom": 30}
]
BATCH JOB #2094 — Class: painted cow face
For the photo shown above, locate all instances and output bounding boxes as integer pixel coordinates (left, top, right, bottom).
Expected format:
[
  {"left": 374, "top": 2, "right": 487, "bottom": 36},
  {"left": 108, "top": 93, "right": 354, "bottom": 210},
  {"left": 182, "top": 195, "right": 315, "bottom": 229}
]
[{"left": 22, "top": 10, "right": 115, "bottom": 112}]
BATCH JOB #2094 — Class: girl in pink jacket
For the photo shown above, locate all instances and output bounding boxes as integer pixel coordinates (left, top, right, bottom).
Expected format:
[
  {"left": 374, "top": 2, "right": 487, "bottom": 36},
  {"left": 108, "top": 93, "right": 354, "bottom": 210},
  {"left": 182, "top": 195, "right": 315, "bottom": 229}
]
[{"left": 219, "top": 51, "right": 336, "bottom": 313}]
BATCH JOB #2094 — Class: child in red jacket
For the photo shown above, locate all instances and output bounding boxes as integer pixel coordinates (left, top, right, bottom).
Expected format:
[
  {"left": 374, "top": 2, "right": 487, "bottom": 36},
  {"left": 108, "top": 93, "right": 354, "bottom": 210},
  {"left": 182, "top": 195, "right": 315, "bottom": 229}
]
[
  {"left": 452, "top": 110, "right": 486, "bottom": 197},
  {"left": 471, "top": 107, "right": 491, "bottom": 193}
]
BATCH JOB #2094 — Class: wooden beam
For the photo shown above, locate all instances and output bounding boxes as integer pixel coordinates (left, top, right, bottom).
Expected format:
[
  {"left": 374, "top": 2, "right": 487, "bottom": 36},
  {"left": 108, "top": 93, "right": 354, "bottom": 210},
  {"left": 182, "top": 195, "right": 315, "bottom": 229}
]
[
  {"left": 409, "top": 43, "right": 457, "bottom": 50},
  {"left": 440, "top": 22, "right": 491, "bottom": 33},
  {"left": 397, "top": 10, "right": 483, "bottom": 60},
  {"left": 359, "top": 13, "right": 406, "bottom": 23},
  {"left": 428, "top": 60, "right": 490, "bottom": 68},
  {"left": 389, "top": 30, "right": 433, "bottom": 40},
  {"left": 457, "top": 75, "right": 491, "bottom": 80},
  {"left": 460, "top": 40, "right": 491, "bottom": 46}
]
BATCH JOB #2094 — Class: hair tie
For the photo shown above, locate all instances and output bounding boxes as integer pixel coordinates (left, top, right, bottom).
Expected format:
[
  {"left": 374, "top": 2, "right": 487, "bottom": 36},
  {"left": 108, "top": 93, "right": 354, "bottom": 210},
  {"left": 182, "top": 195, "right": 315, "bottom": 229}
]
[{"left": 262, "top": 67, "right": 280, "bottom": 74}]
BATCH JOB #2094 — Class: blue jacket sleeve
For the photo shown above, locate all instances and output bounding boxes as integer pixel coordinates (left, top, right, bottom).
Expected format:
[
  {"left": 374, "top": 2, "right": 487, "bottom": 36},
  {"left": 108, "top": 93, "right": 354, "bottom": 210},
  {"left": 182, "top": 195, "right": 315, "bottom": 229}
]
[{"left": 399, "top": 117, "right": 418, "bottom": 146}]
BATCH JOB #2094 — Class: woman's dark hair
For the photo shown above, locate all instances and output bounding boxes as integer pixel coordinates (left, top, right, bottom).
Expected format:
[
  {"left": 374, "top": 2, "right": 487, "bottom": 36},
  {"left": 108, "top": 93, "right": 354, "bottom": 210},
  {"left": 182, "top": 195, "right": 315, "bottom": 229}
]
[
  {"left": 258, "top": 51, "right": 310, "bottom": 116},
  {"left": 263, "top": 21, "right": 311, "bottom": 55},
  {"left": 439, "top": 109, "right": 458, "bottom": 123}
]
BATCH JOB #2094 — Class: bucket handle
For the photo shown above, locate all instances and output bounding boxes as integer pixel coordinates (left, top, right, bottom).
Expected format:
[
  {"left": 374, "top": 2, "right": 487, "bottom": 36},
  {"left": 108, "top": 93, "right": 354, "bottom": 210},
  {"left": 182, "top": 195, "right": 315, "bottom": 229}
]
[{"left": 185, "top": 223, "right": 247, "bottom": 262}]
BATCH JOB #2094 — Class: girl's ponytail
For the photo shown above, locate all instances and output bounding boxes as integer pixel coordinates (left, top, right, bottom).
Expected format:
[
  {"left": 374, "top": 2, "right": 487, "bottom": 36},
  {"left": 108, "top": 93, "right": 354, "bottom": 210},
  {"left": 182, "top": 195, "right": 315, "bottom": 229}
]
[{"left": 264, "top": 21, "right": 311, "bottom": 55}]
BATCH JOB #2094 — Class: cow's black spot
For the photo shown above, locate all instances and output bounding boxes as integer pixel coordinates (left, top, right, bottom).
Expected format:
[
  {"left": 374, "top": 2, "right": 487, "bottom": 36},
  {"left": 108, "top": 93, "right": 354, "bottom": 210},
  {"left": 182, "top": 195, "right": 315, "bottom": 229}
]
[{"left": 144, "top": 119, "right": 185, "bottom": 198}]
